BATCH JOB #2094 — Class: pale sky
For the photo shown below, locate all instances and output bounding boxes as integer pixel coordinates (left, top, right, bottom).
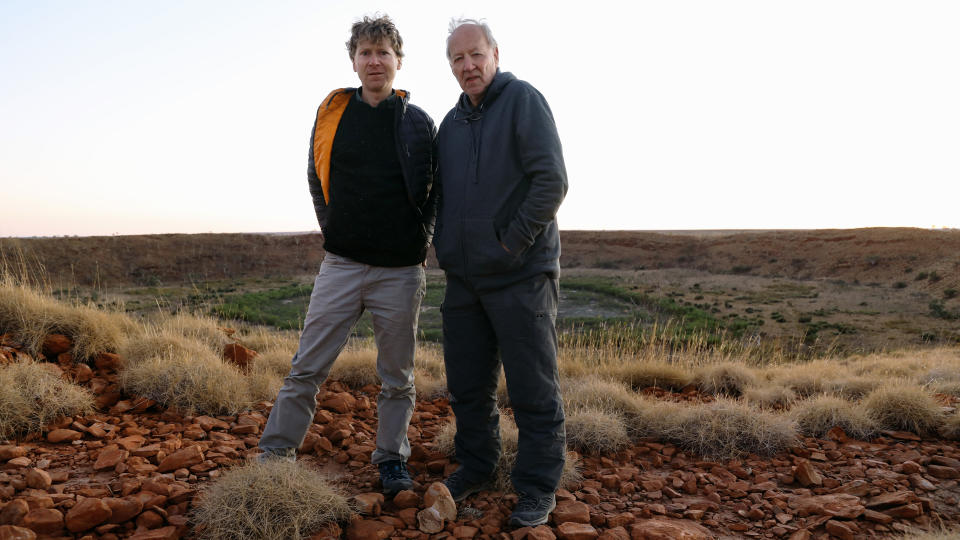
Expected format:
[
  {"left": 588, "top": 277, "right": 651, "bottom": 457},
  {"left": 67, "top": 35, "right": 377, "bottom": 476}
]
[{"left": 2, "top": 1, "right": 958, "bottom": 237}]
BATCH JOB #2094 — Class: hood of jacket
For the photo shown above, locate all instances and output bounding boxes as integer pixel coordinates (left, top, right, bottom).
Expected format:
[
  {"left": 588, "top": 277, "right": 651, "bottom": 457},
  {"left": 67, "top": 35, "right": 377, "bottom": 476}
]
[{"left": 455, "top": 70, "right": 516, "bottom": 118}]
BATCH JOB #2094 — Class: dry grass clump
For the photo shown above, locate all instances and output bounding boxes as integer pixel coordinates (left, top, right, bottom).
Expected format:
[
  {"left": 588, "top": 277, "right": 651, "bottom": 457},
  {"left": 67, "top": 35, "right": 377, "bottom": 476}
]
[
  {"left": 565, "top": 406, "right": 630, "bottom": 453},
  {"left": 119, "top": 327, "right": 217, "bottom": 368},
  {"left": 862, "top": 385, "right": 944, "bottom": 436},
  {"left": 791, "top": 395, "right": 879, "bottom": 440},
  {"left": 157, "top": 312, "right": 232, "bottom": 351},
  {"left": 327, "top": 346, "right": 379, "bottom": 389},
  {"left": 561, "top": 376, "right": 645, "bottom": 418},
  {"left": 237, "top": 326, "right": 299, "bottom": 354},
  {"left": 414, "top": 346, "right": 448, "bottom": 398},
  {"left": 191, "top": 461, "right": 351, "bottom": 540},
  {"left": 823, "top": 376, "right": 883, "bottom": 400},
  {"left": 767, "top": 360, "right": 849, "bottom": 398},
  {"left": 0, "top": 278, "right": 129, "bottom": 360},
  {"left": 743, "top": 385, "right": 797, "bottom": 410},
  {"left": 250, "top": 349, "right": 293, "bottom": 378},
  {"left": 931, "top": 381, "right": 960, "bottom": 398},
  {"left": 603, "top": 361, "right": 691, "bottom": 391},
  {"left": 625, "top": 396, "right": 685, "bottom": 440},
  {"left": 894, "top": 526, "right": 960, "bottom": 540},
  {"left": 667, "top": 398, "right": 798, "bottom": 459},
  {"left": 693, "top": 362, "right": 757, "bottom": 397},
  {"left": 0, "top": 361, "right": 94, "bottom": 439},
  {"left": 120, "top": 348, "right": 252, "bottom": 416},
  {"left": 434, "top": 414, "right": 581, "bottom": 492},
  {"left": 939, "top": 413, "right": 960, "bottom": 440}
]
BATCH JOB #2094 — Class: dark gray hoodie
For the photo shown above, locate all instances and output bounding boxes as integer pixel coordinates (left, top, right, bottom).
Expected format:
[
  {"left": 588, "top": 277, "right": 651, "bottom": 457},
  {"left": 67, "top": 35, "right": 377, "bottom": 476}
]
[{"left": 434, "top": 71, "right": 568, "bottom": 290}]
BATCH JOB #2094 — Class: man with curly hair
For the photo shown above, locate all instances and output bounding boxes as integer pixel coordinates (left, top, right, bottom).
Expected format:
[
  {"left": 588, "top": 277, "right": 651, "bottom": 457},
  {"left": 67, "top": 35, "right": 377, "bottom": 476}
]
[{"left": 258, "top": 14, "right": 437, "bottom": 497}]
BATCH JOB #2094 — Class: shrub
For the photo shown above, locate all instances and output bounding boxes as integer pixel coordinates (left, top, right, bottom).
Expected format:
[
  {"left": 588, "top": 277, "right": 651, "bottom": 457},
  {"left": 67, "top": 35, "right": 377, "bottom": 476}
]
[
  {"left": 562, "top": 376, "right": 645, "bottom": 418},
  {"left": 625, "top": 396, "right": 686, "bottom": 440},
  {"left": 251, "top": 349, "right": 294, "bottom": 378},
  {"left": 605, "top": 361, "right": 691, "bottom": 391},
  {"left": 0, "top": 361, "right": 94, "bottom": 439},
  {"left": 158, "top": 312, "right": 232, "bottom": 351},
  {"left": 119, "top": 348, "right": 252, "bottom": 415},
  {"left": 693, "top": 362, "right": 757, "bottom": 397},
  {"left": 191, "top": 461, "right": 351, "bottom": 540},
  {"left": 119, "top": 328, "right": 216, "bottom": 368},
  {"left": 791, "top": 395, "right": 878, "bottom": 439},
  {"left": 862, "top": 386, "right": 944, "bottom": 437},
  {"left": 667, "top": 398, "right": 798, "bottom": 459},
  {"left": 940, "top": 413, "right": 960, "bottom": 440},
  {"left": 565, "top": 406, "right": 630, "bottom": 453},
  {"left": 0, "top": 279, "right": 129, "bottom": 360},
  {"left": 744, "top": 385, "right": 797, "bottom": 410},
  {"left": 824, "top": 376, "right": 883, "bottom": 400},
  {"left": 328, "top": 347, "right": 379, "bottom": 389}
]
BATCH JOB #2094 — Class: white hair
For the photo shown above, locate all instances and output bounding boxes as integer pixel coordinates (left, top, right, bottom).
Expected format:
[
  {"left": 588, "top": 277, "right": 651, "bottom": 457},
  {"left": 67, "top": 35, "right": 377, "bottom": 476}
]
[{"left": 446, "top": 18, "right": 498, "bottom": 59}]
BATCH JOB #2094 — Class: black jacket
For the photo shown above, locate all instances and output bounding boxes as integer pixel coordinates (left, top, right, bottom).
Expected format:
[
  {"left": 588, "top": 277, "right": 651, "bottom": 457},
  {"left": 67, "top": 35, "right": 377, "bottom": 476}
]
[
  {"left": 435, "top": 71, "right": 568, "bottom": 288},
  {"left": 307, "top": 88, "right": 438, "bottom": 251}
]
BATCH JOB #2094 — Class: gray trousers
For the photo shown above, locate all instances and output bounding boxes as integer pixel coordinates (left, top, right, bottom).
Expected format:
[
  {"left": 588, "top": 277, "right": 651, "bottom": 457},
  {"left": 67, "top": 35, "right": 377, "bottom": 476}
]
[
  {"left": 259, "top": 253, "right": 425, "bottom": 464},
  {"left": 442, "top": 272, "right": 566, "bottom": 497}
]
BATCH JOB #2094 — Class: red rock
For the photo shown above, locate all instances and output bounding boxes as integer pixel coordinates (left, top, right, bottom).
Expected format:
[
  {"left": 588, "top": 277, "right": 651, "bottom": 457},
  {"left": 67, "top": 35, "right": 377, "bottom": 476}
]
[
  {"left": 320, "top": 392, "right": 357, "bottom": 413},
  {"left": 454, "top": 525, "right": 479, "bottom": 538},
  {"left": 788, "top": 530, "right": 812, "bottom": 540},
  {"left": 392, "top": 490, "right": 419, "bottom": 509},
  {"left": 606, "top": 513, "right": 635, "bottom": 529},
  {"left": 529, "top": 526, "right": 558, "bottom": 540},
  {"left": 598, "top": 527, "right": 629, "bottom": 540},
  {"left": 557, "top": 522, "right": 598, "bottom": 540},
  {"left": 882, "top": 503, "right": 923, "bottom": 518},
  {"left": 128, "top": 525, "right": 179, "bottom": 539},
  {"left": 793, "top": 461, "right": 822, "bottom": 487},
  {"left": 552, "top": 500, "right": 590, "bottom": 524},
  {"left": 223, "top": 343, "right": 257, "bottom": 372},
  {"left": 65, "top": 498, "right": 112, "bottom": 533},
  {"left": 928, "top": 464, "right": 960, "bottom": 479},
  {"left": 104, "top": 497, "right": 143, "bottom": 523},
  {"left": 351, "top": 493, "right": 383, "bottom": 516},
  {"left": 0, "top": 525, "right": 36, "bottom": 540},
  {"left": 136, "top": 509, "right": 165, "bottom": 529},
  {"left": 24, "top": 469, "right": 51, "bottom": 490},
  {"left": 787, "top": 494, "right": 864, "bottom": 519},
  {"left": 156, "top": 446, "right": 204, "bottom": 473},
  {"left": 42, "top": 334, "right": 72, "bottom": 356},
  {"left": 346, "top": 519, "right": 394, "bottom": 540},
  {"left": 630, "top": 519, "right": 712, "bottom": 540},
  {"left": 824, "top": 519, "right": 857, "bottom": 540},
  {"left": 0, "top": 500, "right": 30, "bottom": 525},
  {"left": 0, "top": 446, "right": 26, "bottom": 462},
  {"left": 46, "top": 429, "right": 82, "bottom": 443},
  {"left": 862, "top": 509, "right": 893, "bottom": 524},
  {"left": 94, "top": 447, "right": 128, "bottom": 471},
  {"left": 6, "top": 457, "right": 31, "bottom": 468},
  {"left": 865, "top": 490, "right": 917, "bottom": 509},
  {"left": 20, "top": 508, "right": 63, "bottom": 535},
  {"left": 94, "top": 352, "right": 122, "bottom": 370}
]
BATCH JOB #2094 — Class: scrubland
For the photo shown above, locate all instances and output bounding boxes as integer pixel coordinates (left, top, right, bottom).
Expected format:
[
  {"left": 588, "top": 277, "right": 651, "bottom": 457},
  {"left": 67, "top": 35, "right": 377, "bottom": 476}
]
[{"left": 2, "top": 229, "right": 960, "bottom": 539}]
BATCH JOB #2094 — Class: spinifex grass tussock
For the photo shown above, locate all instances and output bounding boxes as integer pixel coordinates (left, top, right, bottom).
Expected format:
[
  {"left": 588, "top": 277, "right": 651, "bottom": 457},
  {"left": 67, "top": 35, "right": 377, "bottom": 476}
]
[
  {"left": 894, "top": 526, "right": 960, "bottom": 540},
  {"left": 666, "top": 398, "right": 799, "bottom": 460},
  {"left": 823, "top": 376, "right": 883, "bottom": 400},
  {"left": 768, "top": 360, "right": 851, "bottom": 398},
  {"left": 434, "top": 414, "right": 581, "bottom": 492},
  {"left": 0, "top": 277, "right": 129, "bottom": 360},
  {"left": 414, "top": 344, "right": 448, "bottom": 398},
  {"left": 0, "top": 361, "right": 94, "bottom": 439},
  {"left": 561, "top": 376, "right": 646, "bottom": 419},
  {"left": 119, "top": 348, "right": 252, "bottom": 416},
  {"left": 250, "top": 349, "right": 293, "bottom": 378},
  {"left": 940, "top": 412, "right": 960, "bottom": 440},
  {"left": 246, "top": 363, "right": 284, "bottom": 403},
  {"left": 693, "top": 362, "right": 757, "bottom": 397},
  {"left": 565, "top": 406, "right": 630, "bottom": 453},
  {"left": 743, "top": 385, "right": 797, "bottom": 410},
  {"left": 931, "top": 381, "right": 960, "bottom": 398},
  {"left": 625, "top": 396, "right": 685, "bottom": 440},
  {"left": 119, "top": 326, "right": 217, "bottom": 368},
  {"left": 237, "top": 325, "right": 299, "bottom": 354},
  {"left": 862, "top": 385, "right": 944, "bottom": 436},
  {"left": 327, "top": 345, "right": 379, "bottom": 389},
  {"left": 191, "top": 461, "right": 351, "bottom": 540},
  {"left": 603, "top": 361, "right": 691, "bottom": 392},
  {"left": 790, "top": 395, "right": 878, "bottom": 439},
  {"left": 158, "top": 312, "right": 233, "bottom": 351}
]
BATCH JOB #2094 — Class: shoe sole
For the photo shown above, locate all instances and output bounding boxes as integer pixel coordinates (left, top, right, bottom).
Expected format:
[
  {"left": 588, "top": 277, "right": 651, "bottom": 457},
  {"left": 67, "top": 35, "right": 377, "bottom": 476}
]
[{"left": 382, "top": 480, "right": 415, "bottom": 497}]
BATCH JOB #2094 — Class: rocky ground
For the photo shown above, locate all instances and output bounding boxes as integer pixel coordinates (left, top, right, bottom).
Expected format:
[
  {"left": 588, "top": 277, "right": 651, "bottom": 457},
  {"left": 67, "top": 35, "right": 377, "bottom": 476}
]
[{"left": 2, "top": 336, "right": 960, "bottom": 539}]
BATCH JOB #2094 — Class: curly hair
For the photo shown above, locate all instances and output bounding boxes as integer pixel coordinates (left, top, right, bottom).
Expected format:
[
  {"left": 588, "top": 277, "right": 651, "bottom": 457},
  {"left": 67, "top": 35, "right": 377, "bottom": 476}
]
[{"left": 346, "top": 14, "right": 404, "bottom": 60}]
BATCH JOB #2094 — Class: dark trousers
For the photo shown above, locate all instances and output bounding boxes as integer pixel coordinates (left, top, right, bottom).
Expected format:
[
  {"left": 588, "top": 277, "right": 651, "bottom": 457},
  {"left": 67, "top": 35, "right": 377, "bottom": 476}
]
[{"left": 442, "top": 272, "right": 566, "bottom": 497}]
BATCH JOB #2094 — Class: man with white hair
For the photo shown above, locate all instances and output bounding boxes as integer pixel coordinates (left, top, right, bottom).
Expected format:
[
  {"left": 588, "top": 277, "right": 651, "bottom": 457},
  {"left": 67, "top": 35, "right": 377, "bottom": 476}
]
[{"left": 434, "top": 18, "right": 569, "bottom": 528}]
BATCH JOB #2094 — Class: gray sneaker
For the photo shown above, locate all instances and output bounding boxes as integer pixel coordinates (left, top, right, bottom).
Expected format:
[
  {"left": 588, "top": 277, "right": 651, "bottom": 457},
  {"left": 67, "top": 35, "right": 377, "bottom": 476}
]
[
  {"left": 509, "top": 492, "right": 556, "bottom": 527},
  {"left": 255, "top": 448, "right": 296, "bottom": 464}
]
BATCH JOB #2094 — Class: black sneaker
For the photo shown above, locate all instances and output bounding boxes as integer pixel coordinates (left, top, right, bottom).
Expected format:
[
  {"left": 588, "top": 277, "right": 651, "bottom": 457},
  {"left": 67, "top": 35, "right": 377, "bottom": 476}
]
[
  {"left": 378, "top": 460, "right": 414, "bottom": 496},
  {"left": 509, "top": 492, "right": 556, "bottom": 527},
  {"left": 443, "top": 468, "right": 493, "bottom": 502}
]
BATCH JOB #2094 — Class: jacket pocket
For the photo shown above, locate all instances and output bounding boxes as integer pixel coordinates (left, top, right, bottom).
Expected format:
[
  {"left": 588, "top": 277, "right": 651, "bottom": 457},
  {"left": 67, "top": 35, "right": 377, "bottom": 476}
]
[{"left": 464, "top": 218, "right": 521, "bottom": 275}]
